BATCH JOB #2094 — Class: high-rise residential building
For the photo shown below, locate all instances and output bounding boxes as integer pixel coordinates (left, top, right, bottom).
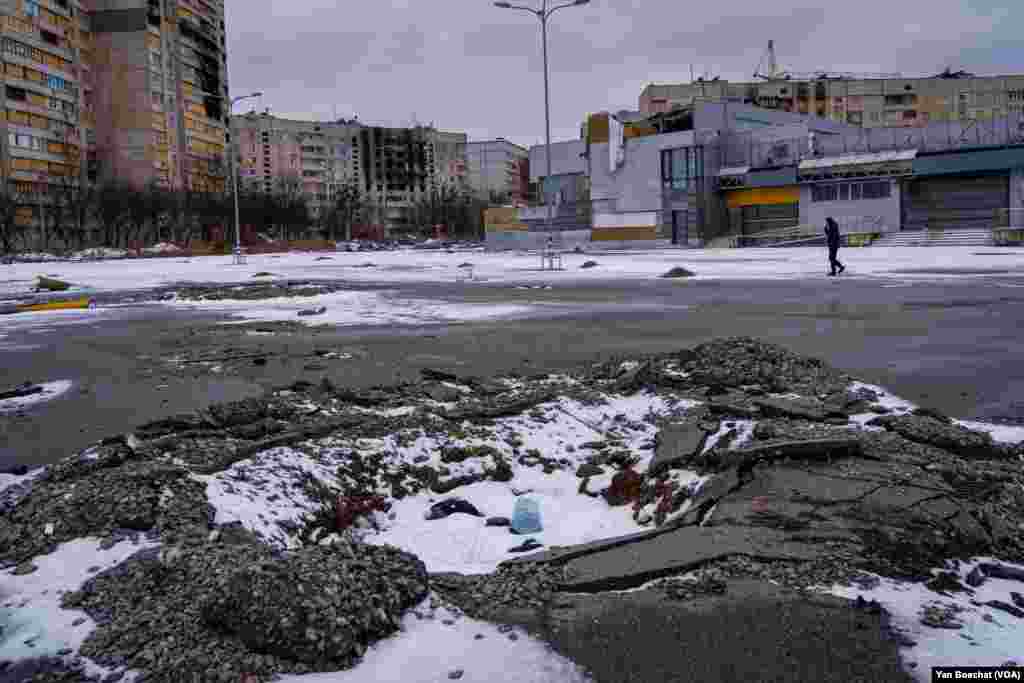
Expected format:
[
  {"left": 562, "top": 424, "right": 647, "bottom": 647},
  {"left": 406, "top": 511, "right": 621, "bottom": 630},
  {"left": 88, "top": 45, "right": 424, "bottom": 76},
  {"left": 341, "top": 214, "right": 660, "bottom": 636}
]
[
  {"left": 230, "top": 113, "right": 469, "bottom": 230},
  {"left": 464, "top": 138, "right": 529, "bottom": 203},
  {"left": 1, "top": 0, "right": 228, "bottom": 201},
  {"left": 231, "top": 112, "right": 364, "bottom": 220},
  {"left": 640, "top": 74, "right": 1024, "bottom": 128}
]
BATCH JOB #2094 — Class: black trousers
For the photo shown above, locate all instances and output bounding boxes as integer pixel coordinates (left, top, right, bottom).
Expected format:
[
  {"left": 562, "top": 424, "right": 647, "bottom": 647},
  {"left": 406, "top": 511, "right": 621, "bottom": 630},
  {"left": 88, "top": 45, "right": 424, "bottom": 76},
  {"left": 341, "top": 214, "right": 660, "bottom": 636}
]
[{"left": 828, "top": 245, "right": 843, "bottom": 274}]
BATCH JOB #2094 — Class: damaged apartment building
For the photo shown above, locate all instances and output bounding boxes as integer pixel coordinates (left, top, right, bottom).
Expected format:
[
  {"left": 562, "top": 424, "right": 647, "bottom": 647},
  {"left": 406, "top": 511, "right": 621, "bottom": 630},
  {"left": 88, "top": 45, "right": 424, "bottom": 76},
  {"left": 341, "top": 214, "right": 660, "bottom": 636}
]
[
  {"left": 231, "top": 112, "right": 469, "bottom": 234},
  {"left": 1, "top": 0, "right": 228, "bottom": 233}
]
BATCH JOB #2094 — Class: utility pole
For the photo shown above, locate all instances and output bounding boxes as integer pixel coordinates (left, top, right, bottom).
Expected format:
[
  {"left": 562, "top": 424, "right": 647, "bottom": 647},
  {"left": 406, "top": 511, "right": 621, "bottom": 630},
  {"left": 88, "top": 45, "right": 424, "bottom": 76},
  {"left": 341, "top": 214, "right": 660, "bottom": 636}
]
[{"left": 493, "top": 0, "right": 590, "bottom": 252}]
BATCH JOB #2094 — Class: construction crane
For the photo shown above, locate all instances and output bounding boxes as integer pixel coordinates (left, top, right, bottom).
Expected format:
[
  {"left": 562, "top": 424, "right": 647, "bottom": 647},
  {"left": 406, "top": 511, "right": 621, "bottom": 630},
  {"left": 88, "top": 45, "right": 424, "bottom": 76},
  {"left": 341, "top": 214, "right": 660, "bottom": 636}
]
[{"left": 753, "top": 40, "right": 902, "bottom": 81}]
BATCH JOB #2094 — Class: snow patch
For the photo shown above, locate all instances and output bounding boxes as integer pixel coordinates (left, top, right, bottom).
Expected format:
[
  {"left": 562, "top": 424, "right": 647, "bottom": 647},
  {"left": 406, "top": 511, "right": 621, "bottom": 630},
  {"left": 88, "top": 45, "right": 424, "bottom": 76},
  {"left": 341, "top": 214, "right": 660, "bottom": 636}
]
[
  {"left": 195, "top": 446, "right": 343, "bottom": 549},
  {"left": 0, "top": 380, "right": 74, "bottom": 413},
  {"left": 823, "top": 559, "right": 1024, "bottom": 682},
  {"left": 0, "top": 537, "right": 156, "bottom": 680}
]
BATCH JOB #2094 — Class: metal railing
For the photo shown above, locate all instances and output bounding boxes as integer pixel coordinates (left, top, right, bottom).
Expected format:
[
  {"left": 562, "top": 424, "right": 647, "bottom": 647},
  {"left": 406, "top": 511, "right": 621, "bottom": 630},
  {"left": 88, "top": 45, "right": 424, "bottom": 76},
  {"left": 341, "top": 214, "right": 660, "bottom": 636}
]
[{"left": 717, "top": 112, "right": 1024, "bottom": 170}]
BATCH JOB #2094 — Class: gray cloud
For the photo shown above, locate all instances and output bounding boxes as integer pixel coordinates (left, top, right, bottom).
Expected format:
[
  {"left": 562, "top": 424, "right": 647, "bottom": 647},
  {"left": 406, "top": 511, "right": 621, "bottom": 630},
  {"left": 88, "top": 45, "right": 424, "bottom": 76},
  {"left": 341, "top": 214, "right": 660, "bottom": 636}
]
[{"left": 227, "top": 0, "right": 1022, "bottom": 146}]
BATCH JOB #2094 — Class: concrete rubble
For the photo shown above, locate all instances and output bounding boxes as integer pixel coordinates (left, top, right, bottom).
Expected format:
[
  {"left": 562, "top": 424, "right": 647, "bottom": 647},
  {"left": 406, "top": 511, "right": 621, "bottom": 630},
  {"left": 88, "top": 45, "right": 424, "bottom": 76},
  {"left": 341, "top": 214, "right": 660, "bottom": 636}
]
[{"left": 1, "top": 336, "right": 1022, "bottom": 681}]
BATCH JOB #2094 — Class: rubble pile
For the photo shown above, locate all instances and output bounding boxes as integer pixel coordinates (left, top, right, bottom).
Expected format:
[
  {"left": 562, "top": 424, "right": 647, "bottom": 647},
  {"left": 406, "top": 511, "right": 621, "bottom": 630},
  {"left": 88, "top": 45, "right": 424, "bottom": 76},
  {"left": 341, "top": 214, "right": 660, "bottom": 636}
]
[{"left": 2, "top": 336, "right": 1023, "bottom": 680}]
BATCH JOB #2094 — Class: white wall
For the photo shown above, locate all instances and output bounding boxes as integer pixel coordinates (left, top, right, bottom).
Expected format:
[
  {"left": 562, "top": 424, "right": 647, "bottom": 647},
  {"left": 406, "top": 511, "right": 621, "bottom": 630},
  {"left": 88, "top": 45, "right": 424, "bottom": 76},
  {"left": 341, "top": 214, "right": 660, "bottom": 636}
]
[
  {"left": 528, "top": 140, "right": 587, "bottom": 181},
  {"left": 485, "top": 230, "right": 591, "bottom": 251},
  {"left": 799, "top": 183, "right": 902, "bottom": 234},
  {"left": 593, "top": 212, "right": 659, "bottom": 228},
  {"left": 590, "top": 130, "right": 695, "bottom": 213}
]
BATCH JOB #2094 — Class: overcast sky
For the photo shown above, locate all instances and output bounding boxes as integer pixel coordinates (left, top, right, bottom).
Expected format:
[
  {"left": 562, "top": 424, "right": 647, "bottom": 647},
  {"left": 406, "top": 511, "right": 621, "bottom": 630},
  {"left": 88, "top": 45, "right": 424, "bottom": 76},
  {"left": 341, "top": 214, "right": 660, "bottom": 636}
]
[{"left": 225, "top": 0, "right": 1018, "bottom": 148}]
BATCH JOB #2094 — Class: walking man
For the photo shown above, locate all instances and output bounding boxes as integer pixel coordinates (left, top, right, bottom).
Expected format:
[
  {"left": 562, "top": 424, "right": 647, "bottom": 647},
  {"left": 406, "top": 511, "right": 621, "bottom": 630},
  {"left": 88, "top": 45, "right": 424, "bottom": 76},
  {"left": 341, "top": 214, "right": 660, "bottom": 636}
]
[{"left": 825, "top": 216, "right": 845, "bottom": 276}]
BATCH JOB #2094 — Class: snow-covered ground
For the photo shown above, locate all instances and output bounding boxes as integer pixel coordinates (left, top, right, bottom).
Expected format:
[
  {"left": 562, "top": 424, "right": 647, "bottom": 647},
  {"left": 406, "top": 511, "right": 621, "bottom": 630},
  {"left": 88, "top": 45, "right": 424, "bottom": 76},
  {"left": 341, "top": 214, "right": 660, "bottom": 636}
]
[
  {"left": 0, "top": 380, "right": 74, "bottom": 414},
  {"left": 1, "top": 368, "right": 1023, "bottom": 679},
  {"left": 1, "top": 246, "right": 1021, "bottom": 340},
  {"left": 0, "top": 537, "right": 156, "bottom": 682},
  {"left": 278, "top": 596, "right": 592, "bottom": 683},
  {"left": 848, "top": 381, "right": 1024, "bottom": 443},
  {"left": 1, "top": 245, "right": 1021, "bottom": 295},
  {"left": 825, "top": 559, "right": 1024, "bottom": 681},
  {"left": 175, "top": 289, "right": 537, "bottom": 329}
]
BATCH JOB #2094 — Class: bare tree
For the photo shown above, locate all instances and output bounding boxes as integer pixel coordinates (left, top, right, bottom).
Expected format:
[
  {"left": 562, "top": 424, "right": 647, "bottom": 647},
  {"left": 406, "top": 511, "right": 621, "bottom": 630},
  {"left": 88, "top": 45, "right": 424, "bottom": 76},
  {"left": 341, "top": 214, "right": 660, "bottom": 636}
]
[
  {"left": 93, "top": 180, "right": 132, "bottom": 248},
  {"left": 323, "top": 181, "right": 366, "bottom": 242},
  {"left": 271, "top": 174, "right": 310, "bottom": 241},
  {"left": 47, "top": 172, "right": 96, "bottom": 251},
  {"left": 124, "top": 180, "right": 171, "bottom": 248},
  {"left": 0, "top": 180, "right": 32, "bottom": 257}
]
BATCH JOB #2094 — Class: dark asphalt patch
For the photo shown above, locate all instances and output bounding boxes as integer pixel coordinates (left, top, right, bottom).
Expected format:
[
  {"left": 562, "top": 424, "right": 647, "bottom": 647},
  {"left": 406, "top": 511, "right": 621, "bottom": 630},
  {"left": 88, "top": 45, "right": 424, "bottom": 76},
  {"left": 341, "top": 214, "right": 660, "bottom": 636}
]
[{"left": 888, "top": 268, "right": 1017, "bottom": 275}]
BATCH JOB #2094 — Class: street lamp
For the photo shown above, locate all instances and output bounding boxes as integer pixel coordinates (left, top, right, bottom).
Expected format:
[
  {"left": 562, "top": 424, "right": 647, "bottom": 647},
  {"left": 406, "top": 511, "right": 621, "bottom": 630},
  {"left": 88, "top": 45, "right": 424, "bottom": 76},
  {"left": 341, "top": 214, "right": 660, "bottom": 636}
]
[
  {"left": 494, "top": 0, "right": 589, "bottom": 254},
  {"left": 226, "top": 91, "right": 263, "bottom": 264}
]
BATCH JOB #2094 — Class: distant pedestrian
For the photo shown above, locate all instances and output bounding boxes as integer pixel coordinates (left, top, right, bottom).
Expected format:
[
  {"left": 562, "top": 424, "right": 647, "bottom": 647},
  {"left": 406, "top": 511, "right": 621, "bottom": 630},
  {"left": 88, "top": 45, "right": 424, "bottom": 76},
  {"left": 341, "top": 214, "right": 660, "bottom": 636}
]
[{"left": 825, "top": 217, "right": 845, "bottom": 276}]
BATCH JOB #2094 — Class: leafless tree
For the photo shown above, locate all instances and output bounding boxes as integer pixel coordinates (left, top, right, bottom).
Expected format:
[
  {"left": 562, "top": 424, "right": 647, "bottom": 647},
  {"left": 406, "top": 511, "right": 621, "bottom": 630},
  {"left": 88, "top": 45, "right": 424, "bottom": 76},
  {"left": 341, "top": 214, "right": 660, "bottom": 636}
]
[
  {"left": 323, "top": 181, "right": 366, "bottom": 242},
  {"left": 93, "top": 180, "right": 133, "bottom": 248},
  {"left": 0, "top": 179, "right": 32, "bottom": 257}
]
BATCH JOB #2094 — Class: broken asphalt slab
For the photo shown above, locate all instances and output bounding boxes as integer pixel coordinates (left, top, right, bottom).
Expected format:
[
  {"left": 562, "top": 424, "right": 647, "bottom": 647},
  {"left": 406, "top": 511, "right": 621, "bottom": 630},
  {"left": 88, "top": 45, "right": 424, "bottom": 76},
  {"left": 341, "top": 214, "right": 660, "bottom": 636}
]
[
  {"left": 539, "top": 580, "right": 914, "bottom": 683},
  {"left": 506, "top": 429, "right": 1020, "bottom": 592},
  {"left": 556, "top": 526, "right": 828, "bottom": 593},
  {"left": 648, "top": 422, "right": 708, "bottom": 475}
]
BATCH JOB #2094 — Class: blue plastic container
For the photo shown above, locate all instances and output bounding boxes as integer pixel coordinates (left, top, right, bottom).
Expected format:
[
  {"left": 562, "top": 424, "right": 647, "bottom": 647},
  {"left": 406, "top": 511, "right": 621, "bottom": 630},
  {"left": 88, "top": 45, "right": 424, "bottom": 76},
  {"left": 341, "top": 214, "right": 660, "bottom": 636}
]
[{"left": 511, "top": 497, "right": 542, "bottom": 534}]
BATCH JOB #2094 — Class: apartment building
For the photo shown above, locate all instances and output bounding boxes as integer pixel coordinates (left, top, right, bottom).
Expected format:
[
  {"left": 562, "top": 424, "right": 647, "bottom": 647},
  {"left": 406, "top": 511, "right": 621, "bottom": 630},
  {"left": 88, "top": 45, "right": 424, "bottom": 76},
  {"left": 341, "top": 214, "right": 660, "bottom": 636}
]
[
  {"left": 640, "top": 74, "right": 1024, "bottom": 129},
  {"left": 231, "top": 113, "right": 469, "bottom": 230},
  {"left": 463, "top": 138, "right": 529, "bottom": 202},
  {"left": 0, "top": 0, "right": 228, "bottom": 203},
  {"left": 231, "top": 113, "right": 363, "bottom": 220},
  {"left": 2, "top": 0, "right": 88, "bottom": 198}
]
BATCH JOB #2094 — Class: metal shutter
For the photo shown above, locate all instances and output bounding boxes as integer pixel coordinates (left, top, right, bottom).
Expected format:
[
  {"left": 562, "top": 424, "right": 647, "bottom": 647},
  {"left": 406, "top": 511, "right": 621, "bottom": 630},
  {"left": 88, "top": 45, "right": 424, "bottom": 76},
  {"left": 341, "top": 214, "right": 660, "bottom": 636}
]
[
  {"left": 902, "top": 174, "right": 1008, "bottom": 231},
  {"left": 740, "top": 203, "right": 799, "bottom": 234}
]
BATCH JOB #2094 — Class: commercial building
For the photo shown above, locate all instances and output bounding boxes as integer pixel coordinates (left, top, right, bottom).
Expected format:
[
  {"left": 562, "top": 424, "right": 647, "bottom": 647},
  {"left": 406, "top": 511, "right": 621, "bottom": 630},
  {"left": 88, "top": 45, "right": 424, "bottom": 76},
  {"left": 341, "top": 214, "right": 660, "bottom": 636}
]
[
  {"left": 1, "top": 0, "right": 229, "bottom": 200},
  {"left": 463, "top": 138, "right": 528, "bottom": 202},
  {"left": 485, "top": 98, "right": 1024, "bottom": 250},
  {"left": 230, "top": 113, "right": 469, "bottom": 232},
  {"left": 640, "top": 73, "right": 1024, "bottom": 129}
]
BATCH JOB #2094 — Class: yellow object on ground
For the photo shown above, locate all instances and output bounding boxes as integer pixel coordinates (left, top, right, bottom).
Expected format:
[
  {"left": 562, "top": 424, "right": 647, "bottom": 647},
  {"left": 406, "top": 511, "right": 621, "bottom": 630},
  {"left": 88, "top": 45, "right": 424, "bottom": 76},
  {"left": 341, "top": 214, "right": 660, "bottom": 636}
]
[
  {"left": 15, "top": 297, "right": 93, "bottom": 313},
  {"left": 36, "top": 275, "right": 72, "bottom": 291}
]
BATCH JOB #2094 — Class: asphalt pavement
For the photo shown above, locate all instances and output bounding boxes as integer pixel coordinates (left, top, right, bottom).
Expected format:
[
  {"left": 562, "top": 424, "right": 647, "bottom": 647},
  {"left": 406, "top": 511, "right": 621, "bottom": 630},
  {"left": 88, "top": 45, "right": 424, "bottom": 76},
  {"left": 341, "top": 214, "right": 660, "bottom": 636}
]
[
  {"left": 3, "top": 272, "right": 1021, "bottom": 682},
  {"left": 2, "top": 275, "right": 1023, "bottom": 468}
]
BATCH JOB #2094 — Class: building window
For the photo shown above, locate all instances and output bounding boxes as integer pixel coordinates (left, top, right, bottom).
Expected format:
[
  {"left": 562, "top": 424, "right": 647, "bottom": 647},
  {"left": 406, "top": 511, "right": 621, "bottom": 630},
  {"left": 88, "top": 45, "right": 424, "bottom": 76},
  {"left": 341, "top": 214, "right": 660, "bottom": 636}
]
[
  {"left": 812, "top": 181, "right": 890, "bottom": 202},
  {"left": 660, "top": 146, "right": 702, "bottom": 191},
  {"left": 25, "top": 0, "right": 40, "bottom": 17}
]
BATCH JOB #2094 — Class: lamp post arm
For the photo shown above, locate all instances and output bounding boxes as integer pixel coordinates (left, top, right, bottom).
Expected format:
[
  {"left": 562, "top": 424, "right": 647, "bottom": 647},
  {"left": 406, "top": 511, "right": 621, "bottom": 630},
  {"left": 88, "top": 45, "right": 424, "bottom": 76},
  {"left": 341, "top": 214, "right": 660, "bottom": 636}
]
[
  {"left": 497, "top": 3, "right": 540, "bottom": 13},
  {"left": 545, "top": 1, "right": 582, "bottom": 17}
]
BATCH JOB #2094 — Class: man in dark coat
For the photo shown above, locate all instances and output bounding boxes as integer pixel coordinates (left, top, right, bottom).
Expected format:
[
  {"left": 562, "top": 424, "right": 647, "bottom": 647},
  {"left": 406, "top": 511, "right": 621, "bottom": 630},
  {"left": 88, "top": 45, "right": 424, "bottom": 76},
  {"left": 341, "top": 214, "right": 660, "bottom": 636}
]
[{"left": 825, "top": 217, "right": 845, "bottom": 276}]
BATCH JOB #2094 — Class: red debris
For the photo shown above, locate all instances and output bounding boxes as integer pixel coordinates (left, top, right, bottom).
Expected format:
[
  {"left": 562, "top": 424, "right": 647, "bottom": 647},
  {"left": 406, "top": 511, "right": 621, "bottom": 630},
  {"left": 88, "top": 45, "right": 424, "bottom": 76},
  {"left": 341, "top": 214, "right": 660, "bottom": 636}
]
[
  {"left": 335, "top": 494, "right": 391, "bottom": 532},
  {"left": 604, "top": 469, "right": 643, "bottom": 507}
]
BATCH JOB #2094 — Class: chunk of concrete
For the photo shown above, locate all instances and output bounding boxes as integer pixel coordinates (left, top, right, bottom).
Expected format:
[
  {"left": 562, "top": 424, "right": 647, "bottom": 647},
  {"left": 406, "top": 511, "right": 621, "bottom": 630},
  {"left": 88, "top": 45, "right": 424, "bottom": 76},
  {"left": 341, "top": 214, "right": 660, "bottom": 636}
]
[
  {"left": 753, "top": 397, "right": 829, "bottom": 422},
  {"left": 560, "top": 526, "right": 827, "bottom": 593},
  {"left": 649, "top": 422, "right": 707, "bottom": 474}
]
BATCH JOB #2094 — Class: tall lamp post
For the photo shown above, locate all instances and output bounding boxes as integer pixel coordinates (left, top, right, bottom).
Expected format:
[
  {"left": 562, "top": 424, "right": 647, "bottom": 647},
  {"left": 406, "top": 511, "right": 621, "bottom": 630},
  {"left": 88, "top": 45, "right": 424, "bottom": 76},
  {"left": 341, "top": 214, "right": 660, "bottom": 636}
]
[
  {"left": 493, "top": 0, "right": 589, "bottom": 252},
  {"left": 226, "top": 92, "right": 262, "bottom": 264}
]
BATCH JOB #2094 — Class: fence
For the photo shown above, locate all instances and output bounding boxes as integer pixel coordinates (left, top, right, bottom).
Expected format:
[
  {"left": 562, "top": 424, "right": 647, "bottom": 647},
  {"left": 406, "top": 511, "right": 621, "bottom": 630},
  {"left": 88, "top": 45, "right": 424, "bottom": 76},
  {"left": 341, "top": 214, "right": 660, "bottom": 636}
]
[{"left": 717, "top": 111, "right": 1024, "bottom": 170}]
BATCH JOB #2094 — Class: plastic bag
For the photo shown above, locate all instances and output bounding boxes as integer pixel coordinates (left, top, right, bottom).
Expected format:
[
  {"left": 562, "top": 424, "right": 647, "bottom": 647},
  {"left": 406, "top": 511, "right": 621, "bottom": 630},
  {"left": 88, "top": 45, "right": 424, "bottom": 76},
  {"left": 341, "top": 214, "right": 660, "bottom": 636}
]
[{"left": 511, "top": 497, "right": 542, "bottom": 534}]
